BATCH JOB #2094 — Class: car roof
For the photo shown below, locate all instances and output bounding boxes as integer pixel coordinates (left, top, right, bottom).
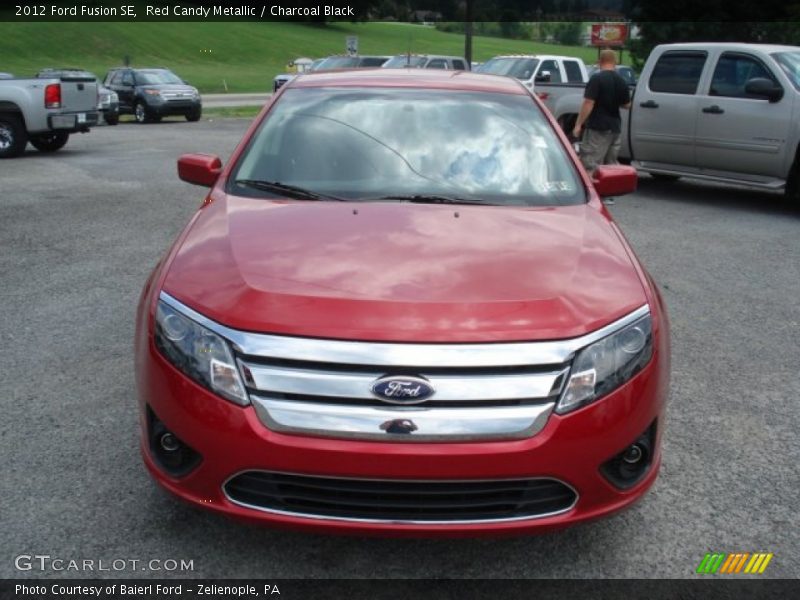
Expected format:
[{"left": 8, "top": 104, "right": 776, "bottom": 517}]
[
  {"left": 391, "top": 54, "right": 465, "bottom": 60},
  {"left": 290, "top": 68, "right": 527, "bottom": 95}
]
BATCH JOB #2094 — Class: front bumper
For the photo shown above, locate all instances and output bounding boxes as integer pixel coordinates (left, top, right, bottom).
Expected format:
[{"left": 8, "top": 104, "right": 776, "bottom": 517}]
[
  {"left": 145, "top": 97, "right": 201, "bottom": 116},
  {"left": 137, "top": 332, "right": 668, "bottom": 537}
]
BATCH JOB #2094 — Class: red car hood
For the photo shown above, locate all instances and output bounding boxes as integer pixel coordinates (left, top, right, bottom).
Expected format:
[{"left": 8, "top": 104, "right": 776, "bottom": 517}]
[{"left": 162, "top": 196, "right": 647, "bottom": 342}]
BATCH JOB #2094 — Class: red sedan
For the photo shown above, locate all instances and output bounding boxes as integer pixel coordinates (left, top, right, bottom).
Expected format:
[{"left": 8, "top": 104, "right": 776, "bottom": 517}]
[{"left": 134, "top": 68, "right": 670, "bottom": 537}]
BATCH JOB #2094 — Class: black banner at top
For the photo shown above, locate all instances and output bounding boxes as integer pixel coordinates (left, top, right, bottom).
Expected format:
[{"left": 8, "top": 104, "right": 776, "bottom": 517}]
[{"left": 3, "top": 0, "right": 799, "bottom": 22}]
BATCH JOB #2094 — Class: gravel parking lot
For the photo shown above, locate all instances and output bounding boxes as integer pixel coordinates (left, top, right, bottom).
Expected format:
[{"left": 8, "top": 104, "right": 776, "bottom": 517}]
[{"left": 1, "top": 120, "right": 798, "bottom": 579}]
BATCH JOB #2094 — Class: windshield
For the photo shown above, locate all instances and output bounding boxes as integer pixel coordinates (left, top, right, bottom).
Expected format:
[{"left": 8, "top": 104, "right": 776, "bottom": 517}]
[
  {"left": 136, "top": 70, "right": 183, "bottom": 85},
  {"left": 229, "top": 88, "right": 584, "bottom": 206},
  {"left": 383, "top": 56, "right": 427, "bottom": 68},
  {"left": 772, "top": 52, "right": 800, "bottom": 91},
  {"left": 478, "top": 58, "right": 539, "bottom": 80},
  {"left": 316, "top": 56, "right": 359, "bottom": 69}
]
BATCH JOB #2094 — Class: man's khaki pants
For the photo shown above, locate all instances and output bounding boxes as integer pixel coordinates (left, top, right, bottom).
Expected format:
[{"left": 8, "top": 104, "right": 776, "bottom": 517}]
[{"left": 579, "top": 128, "right": 621, "bottom": 173}]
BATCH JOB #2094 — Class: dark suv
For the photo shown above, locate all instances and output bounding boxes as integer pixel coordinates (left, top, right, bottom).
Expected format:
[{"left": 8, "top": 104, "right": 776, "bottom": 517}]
[{"left": 103, "top": 67, "right": 201, "bottom": 123}]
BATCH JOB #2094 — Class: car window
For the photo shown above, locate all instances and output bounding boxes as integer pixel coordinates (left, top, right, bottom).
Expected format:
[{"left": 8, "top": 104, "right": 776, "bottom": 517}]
[
  {"left": 319, "top": 56, "right": 359, "bottom": 69},
  {"left": 710, "top": 53, "right": 778, "bottom": 98},
  {"left": 649, "top": 51, "right": 707, "bottom": 94},
  {"left": 135, "top": 70, "right": 183, "bottom": 85},
  {"left": 383, "top": 56, "right": 427, "bottom": 68},
  {"left": 359, "top": 57, "right": 389, "bottom": 67},
  {"left": 427, "top": 59, "right": 448, "bottom": 69},
  {"left": 538, "top": 60, "right": 562, "bottom": 83},
  {"left": 563, "top": 61, "right": 583, "bottom": 83},
  {"left": 478, "top": 58, "right": 539, "bottom": 80},
  {"left": 772, "top": 51, "right": 800, "bottom": 91},
  {"left": 452, "top": 60, "right": 467, "bottom": 71},
  {"left": 121, "top": 72, "right": 134, "bottom": 86},
  {"left": 230, "top": 88, "right": 585, "bottom": 207}
]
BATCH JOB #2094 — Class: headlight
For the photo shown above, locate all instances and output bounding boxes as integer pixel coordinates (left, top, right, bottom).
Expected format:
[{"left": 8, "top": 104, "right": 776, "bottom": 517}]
[
  {"left": 557, "top": 313, "right": 653, "bottom": 414},
  {"left": 154, "top": 300, "right": 248, "bottom": 406},
  {"left": 144, "top": 88, "right": 161, "bottom": 96}
]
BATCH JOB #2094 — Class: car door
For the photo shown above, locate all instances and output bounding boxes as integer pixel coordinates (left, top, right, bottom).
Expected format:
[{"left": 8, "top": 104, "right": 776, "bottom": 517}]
[
  {"left": 630, "top": 50, "right": 707, "bottom": 168},
  {"left": 695, "top": 51, "right": 790, "bottom": 178},
  {"left": 114, "top": 70, "right": 136, "bottom": 111}
]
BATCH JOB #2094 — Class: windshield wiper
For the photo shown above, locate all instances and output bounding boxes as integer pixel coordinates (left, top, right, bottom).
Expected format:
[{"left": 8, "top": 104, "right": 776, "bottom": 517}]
[
  {"left": 369, "top": 194, "right": 493, "bottom": 206},
  {"left": 234, "top": 180, "right": 347, "bottom": 202}
]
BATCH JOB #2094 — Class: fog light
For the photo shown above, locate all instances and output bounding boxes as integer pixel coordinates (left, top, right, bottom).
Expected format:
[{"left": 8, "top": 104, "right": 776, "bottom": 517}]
[
  {"left": 622, "top": 444, "right": 644, "bottom": 465},
  {"left": 159, "top": 432, "right": 180, "bottom": 452},
  {"left": 147, "top": 406, "right": 201, "bottom": 477},
  {"left": 601, "top": 421, "right": 656, "bottom": 489}
]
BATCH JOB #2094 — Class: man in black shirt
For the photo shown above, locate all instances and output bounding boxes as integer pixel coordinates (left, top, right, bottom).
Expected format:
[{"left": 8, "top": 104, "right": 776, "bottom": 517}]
[{"left": 572, "top": 49, "right": 632, "bottom": 174}]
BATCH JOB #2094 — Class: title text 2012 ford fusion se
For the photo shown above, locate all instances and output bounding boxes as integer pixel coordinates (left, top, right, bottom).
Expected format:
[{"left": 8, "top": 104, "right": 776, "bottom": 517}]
[{"left": 134, "top": 69, "right": 670, "bottom": 537}]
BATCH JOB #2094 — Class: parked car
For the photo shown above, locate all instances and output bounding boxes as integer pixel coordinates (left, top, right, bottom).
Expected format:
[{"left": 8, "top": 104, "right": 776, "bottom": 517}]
[
  {"left": 273, "top": 56, "right": 391, "bottom": 93},
  {"left": 477, "top": 55, "right": 589, "bottom": 91},
  {"left": 382, "top": 54, "right": 469, "bottom": 70},
  {"left": 103, "top": 67, "right": 201, "bottom": 124},
  {"left": 273, "top": 57, "right": 323, "bottom": 93},
  {"left": 0, "top": 70, "right": 99, "bottom": 158},
  {"left": 587, "top": 64, "right": 638, "bottom": 86},
  {"left": 0, "top": 72, "right": 13, "bottom": 79},
  {"left": 36, "top": 68, "right": 119, "bottom": 125},
  {"left": 546, "top": 43, "right": 800, "bottom": 199},
  {"left": 135, "top": 68, "right": 670, "bottom": 536}
]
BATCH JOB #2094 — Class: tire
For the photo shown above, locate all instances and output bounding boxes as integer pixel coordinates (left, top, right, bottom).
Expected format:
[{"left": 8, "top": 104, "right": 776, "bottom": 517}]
[
  {"left": 30, "top": 131, "right": 69, "bottom": 153},
  {"left": 185, "top": 107, "right": 202, "bottom": 122},
  {"left": 134, "top": 101, "right": 151, "bottom": 124},
  {"left": 0, "top": 113, "right": 28, "bottom": 158},
  {"left": 650, "top": 173, "right": 680, "bottom": 182},
  {"left": 104, "top": 112, "right": 119, "bottom": 126},
  {"left": 559, "top": 114, "right": 578, "bottom": 140}
]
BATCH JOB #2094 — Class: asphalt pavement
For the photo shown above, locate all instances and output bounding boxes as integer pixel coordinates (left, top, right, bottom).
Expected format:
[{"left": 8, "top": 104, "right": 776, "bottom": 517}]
[{"left": 1, "top": 118, "right": 798, "bottom": 579}]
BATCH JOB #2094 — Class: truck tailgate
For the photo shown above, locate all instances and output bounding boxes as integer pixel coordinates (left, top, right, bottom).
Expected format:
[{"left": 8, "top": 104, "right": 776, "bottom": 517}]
[{"left": 58, "top": 75, "right": 98, "bottom": 113}]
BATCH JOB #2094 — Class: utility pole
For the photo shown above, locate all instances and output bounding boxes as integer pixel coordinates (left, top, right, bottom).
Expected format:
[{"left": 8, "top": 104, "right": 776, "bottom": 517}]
[{"left": 464, "top": 0, "right": 474, "bottom": 64}]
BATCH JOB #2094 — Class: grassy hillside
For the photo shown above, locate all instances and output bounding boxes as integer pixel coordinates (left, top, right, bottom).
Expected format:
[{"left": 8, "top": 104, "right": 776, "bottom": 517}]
[{"left": 0, "top": 21, "right": 598, "bottom": 93}]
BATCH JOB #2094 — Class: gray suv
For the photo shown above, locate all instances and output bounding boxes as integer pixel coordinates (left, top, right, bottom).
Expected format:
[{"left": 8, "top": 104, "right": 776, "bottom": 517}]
[{"left": 104, "top": 67, "right": 201, "bottom": 124}]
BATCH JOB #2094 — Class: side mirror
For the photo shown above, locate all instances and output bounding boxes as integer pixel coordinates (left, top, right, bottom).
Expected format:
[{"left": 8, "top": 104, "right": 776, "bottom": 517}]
[
  {"left": 535, "top": 71, "right": 551, "bottom": 83},
  {"left": 744, "top": 78, "right": 783, "bottom": 102},
  {"left": 178, "top": 154, "right": 222, "bottom": 187},
  {"left": 592, "top": 165, "right": 638, "bottom": 197}
]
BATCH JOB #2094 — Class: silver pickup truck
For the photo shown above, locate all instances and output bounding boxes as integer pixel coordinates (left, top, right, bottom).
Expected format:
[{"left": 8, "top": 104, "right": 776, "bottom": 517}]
[
  {"left": 547, "top": 43, "right": 800, "bottom": 200},
  {"left": 0, "top": 71, "right": 99, "bottom": 158}
]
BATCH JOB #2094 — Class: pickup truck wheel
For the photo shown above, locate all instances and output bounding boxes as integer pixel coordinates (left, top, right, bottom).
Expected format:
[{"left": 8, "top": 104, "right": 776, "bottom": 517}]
[
  {"left": 104, "top": 112, "right": 119, "bottom": 126},
  {"left": 0, "top": 113, "right": 28, "bottom": 158},
  {"left": 30, "top": 131, "right": 69, "bottom": 153},
  {"left": 134, "top": 102, "right": 151, "bottom": 124},
  {"left": 785, "top": 163, "right": 800, "bottom": 203}
]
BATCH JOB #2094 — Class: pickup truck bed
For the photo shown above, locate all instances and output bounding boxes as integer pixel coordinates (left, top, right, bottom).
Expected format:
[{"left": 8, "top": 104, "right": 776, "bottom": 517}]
[{"left": 0, "top": 72, "right": 99, "bottom": 158}]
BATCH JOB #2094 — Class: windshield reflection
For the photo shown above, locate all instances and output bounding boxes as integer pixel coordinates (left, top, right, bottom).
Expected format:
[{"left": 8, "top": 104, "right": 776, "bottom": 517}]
[{"left": 230, "top": 88, "right": 583, "bottom": 206}]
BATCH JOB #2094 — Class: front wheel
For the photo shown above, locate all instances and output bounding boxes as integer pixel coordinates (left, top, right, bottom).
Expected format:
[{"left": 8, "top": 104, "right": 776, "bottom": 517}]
[
  {"left": 134, "top": 102, "right": 151, "bottom": 124},
  {"left": 30, "top": 131, "right": 69, "bottom": 153},
  {"left": 185, "top": 107, "right": 202, "bottom": 122},
  {"left": 104, "top": 112, "right": 119, "bottom": 126},
  {"left": 0, "top": 113, "right": 28, "bottom": 158}
]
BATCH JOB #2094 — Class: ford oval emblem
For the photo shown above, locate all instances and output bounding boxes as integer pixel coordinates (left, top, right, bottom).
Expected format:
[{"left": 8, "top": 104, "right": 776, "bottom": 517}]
[{"left": 371, "top": 375, "right": 435, "bottom": 404}]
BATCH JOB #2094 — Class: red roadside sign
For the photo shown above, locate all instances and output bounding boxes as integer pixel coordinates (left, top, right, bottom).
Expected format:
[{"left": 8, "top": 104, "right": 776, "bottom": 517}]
[{"left": 591, "top": 23, "right": 628, "bottom": 47}]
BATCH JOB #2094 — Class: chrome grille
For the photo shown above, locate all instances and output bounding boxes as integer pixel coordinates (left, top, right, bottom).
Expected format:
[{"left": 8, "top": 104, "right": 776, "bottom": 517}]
[{"left": 159, "top": 292, "right": 650, "bottom": 442}]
